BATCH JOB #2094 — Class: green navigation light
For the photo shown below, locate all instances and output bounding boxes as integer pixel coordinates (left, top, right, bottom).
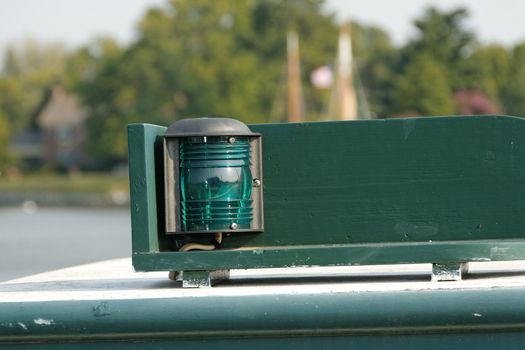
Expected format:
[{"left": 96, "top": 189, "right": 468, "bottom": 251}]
[
  {"left": 180, "top": 136, "right": 253, "bottom": 231},
  {"left": 163, "top": 117, "right": 263, "bottom": 234}
]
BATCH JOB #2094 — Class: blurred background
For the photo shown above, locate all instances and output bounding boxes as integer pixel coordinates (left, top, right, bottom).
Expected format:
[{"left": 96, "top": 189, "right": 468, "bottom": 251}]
[{"left": 1, "top": 0, "right": 525, "bottom": 281}]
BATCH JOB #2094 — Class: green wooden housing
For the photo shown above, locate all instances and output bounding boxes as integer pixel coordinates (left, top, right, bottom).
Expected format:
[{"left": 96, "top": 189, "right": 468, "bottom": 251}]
[{"left": 129, "top": 116, "right": 525, "bottom": 272}]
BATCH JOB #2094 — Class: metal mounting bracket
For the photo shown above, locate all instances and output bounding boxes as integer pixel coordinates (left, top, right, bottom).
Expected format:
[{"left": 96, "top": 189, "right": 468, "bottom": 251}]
[
  {"left": 175, "top": 270, "right": 230, "bottom": 288},
  {"left": 432, "top": 262, "right": 469, "bottom": 281}
]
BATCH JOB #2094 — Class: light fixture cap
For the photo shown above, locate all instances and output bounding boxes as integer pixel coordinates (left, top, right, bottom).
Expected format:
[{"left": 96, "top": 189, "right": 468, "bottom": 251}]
[{"left": 165, "top": 117, "right": 259, "bottom": 137}]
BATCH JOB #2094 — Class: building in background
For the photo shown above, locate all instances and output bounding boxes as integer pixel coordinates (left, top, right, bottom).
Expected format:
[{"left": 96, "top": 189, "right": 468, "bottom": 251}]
[{"left": 36, "top": 86, "right": 88, "bottom": 171}]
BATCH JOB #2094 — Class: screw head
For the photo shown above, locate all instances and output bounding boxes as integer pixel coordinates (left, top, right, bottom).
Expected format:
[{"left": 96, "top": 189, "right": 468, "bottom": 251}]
[
  {"left": 230, "top": 222, "right": 238, "bottom": 230},
  {"left": 227, "top": 136, "right": 236, "bottom": 144},
  {"left": 253, "top": 178, "right": 261, "bottom": 187}
]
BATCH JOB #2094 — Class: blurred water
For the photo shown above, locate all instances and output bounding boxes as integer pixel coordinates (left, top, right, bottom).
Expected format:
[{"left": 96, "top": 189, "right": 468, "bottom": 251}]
[{"left": 0, "top": 207, "right": 131, "bottom": 282}]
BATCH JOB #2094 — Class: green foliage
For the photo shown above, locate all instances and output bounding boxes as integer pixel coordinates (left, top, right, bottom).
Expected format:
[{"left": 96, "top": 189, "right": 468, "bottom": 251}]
[
  {"left": 0, "top": 40, "right": 69, "bottom": 132},
  {"left": 67, "top": 37, "right": 126, "bottom": 157},
  {"left": 351, "top": 23, "right": 397, "bottom": 116},
  {"left": 0, "top": 78, "right": 27, "bottom": 131},
  {"left": 462, "top": 45, "right": 510, "bottom": 103},
  {"left": 402, "top": 7, "right": 474, "bottom": 89},
  {"left": 392, "top": 54, "right": 454, "bottom": 116},
  {"left": 76, "top": 0, "right": 341, "bottom": 159},
  {"left": 0, "top": 111, "right": 12, "bottom": 173},
  {"left": 501, "top": 43, "right": 525, "bottom": 117},
  {"left": 407, "top": 7, "right": 474, "bottom": 64}
]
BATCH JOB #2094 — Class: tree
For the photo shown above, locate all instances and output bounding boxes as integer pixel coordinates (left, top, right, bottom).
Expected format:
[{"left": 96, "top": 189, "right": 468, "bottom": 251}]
[
  {"left": 410, "top": 7, "right": 472, "bottom": 60},
  {"left": 0, "top": 39, "right": 69, "bottom": 132},
  {"left": 351, "top": 23, "right": 397, "bottom": 117},
  {"left": 0, "top": 78, "right": 27, "bottom": 132},
  {"left": 400, "top": 7, "right": 475, "bottom": 91},
  {"left": 501, "top": 42, "right": 525, "bottom": 117},
  {"left": 76, "top": 0, "right": 341, "bottom": 160},
  {"left": 462, "top": 45, "right": 510, "bottom": 104},
  {"left": 0, "top": 111, "right": 12, "bottom": 174},
  {"left": 391, "top": 54, "right": 455, "bottom": 116}
]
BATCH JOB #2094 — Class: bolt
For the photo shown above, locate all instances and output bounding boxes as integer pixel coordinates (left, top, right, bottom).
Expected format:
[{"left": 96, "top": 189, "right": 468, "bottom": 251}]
[
  {"left": 230, "top": 222, "right": 238, "bottom": 230},
  {"left": 253, "top": 178, "right": 261, "bottom": 187},
  {"left": 227, "top": 136, "right": 236, "bottom": 144}
]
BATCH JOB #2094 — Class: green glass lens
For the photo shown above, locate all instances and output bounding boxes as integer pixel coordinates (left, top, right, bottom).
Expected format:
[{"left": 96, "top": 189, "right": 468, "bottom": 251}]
[{"left": 180, "top": 136, "right": 253, "bottom": 231}]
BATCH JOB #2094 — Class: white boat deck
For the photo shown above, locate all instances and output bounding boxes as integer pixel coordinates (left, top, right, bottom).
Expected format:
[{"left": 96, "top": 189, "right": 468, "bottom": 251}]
[{"left": 2, "top": 258, "right": 525, "bottom": 303}]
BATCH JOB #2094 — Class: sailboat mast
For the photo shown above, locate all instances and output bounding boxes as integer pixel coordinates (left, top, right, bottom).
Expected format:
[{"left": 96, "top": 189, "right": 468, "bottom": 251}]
[
  {"left": 287, "top": 30, "right": 302, "bottom": 122},
  {"left": 336, "top": 24, "right": 358, "bottom": 120}
]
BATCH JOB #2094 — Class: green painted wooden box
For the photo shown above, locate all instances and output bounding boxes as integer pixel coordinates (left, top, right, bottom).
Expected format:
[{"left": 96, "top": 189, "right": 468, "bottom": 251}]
[{"left": 129, "top": 115, "right": 525, "bottom": 275}]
